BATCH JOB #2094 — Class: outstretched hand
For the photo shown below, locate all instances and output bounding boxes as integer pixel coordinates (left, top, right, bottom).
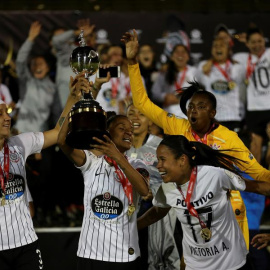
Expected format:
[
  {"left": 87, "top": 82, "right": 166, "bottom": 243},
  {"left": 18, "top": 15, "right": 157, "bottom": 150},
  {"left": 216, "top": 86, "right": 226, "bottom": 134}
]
[
  {"left": 28, "top": 21, "right": 42, "bottom": 41},
  {"left": 120, "top": 29, "right": 139, "bottom": 64},
  {"left": 251, "top": 233, "right": 270, "bottom": 250}
]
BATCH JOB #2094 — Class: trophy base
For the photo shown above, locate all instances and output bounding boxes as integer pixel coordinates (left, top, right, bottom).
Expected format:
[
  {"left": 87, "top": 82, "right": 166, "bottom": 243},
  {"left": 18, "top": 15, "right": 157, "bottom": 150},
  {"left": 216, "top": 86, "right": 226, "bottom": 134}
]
[{"left": 66, "top": 129, "right": 110, "bottom": 150}]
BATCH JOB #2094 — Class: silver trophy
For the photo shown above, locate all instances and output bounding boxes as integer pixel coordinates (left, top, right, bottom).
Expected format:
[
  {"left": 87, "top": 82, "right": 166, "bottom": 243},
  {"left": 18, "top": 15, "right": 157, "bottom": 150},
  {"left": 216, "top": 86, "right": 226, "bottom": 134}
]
[{"left": 66, "top": 30, "right": 109, "bottom": 149}]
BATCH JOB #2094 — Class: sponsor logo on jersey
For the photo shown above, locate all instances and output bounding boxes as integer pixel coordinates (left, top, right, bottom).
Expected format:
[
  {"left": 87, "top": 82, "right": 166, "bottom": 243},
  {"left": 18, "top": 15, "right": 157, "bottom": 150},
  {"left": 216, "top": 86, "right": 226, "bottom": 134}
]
[
  {"left": 176, "top": 191, "right": 214, "bottom": 207},
  {"left": 1, "top": 174, "right": 25, "bottom": 204},
  {"left": 128, "top": 247, "right": 135, "bottom": 255},
  {"left": 211, "top": 80, "right": 231, "bottom": 94},
  {"left": 167, "top": 113, "right": 174, "bottom": 118},
  {"left": 91, "top": 193, "right": 123, "bottom": 220},
  {"left": 248, "top": 153, "right": 254, "bottom": 160}
]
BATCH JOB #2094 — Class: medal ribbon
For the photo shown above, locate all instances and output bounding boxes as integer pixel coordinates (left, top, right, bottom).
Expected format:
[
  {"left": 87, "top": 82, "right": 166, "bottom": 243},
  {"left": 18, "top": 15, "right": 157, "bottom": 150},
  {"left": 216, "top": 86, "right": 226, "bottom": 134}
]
[
  {"left": 111, "top": 78, "right": 120, "bottom": 99},
  {"left": 0, "top": 141, "right": 10, "bottom": 196},
  {"left": 125, "top": 82, "right": 131, "bottom": 96},
  {"left": 191, "top": 123, "right": 216, "bottom": 144},
  {"left": 246, "top": 51, "right": 265, "bottom": 81},
  {"left": 177, "top": 166, "right": 207, "bottom": 229},
  {"left": 213, "top": 60, "right": 231, "bottom": 81},
  {"left": 175, "top": 67, "right": 188, "bottom": 93},
  {"left": 104, "top": 155, "right": 133, "bottom": 205}
]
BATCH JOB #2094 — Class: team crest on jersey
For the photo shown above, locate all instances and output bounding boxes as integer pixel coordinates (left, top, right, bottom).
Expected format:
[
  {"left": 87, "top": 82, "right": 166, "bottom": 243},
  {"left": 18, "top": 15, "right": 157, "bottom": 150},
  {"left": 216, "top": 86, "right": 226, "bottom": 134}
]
[
  {"left": 209, "top": 143, "right": 221, "bottom": 150},
  {"left": 9, "top": 151, "right": 20, "bottom": 163},
  {"left": 1, "top": 174, "right": 25, "bottom": 205},
  {"left": 91, "top": 193, "right": 123, "bottom": 220},
  {"left": 143, "top": 152, "right": 156, "bottom": 165}
]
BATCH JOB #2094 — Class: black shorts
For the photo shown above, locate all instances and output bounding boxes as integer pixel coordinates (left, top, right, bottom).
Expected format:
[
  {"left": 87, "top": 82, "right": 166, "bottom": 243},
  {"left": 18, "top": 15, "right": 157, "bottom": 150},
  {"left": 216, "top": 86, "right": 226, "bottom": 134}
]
[
  {"left": 77, "top": 256, "right": 141, "bottom": 270},
  {"left": 246, "top": 110, "right": 270, "bottom": 138},
  {"left": 0, "top": 240, "right": 43, "bottom": 270}
]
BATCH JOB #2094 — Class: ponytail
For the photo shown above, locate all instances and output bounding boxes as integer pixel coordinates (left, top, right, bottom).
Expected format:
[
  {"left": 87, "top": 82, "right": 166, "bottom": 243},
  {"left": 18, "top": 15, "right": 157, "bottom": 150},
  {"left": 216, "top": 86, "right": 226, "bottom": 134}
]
[{"left": 160, "top": 135, "right": 247, "bottom": 177}]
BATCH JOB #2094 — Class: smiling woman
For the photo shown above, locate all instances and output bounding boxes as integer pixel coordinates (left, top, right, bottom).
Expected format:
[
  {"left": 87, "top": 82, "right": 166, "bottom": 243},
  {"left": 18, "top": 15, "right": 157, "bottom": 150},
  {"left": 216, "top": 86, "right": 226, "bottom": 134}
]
[
  {"left": 138, "top": 134, "right": 270, "bottom": 270},
  {"left": 57, "top": 113, "right": 149, "bottom": 269},
  {"left": 121, "top": 29, "right": 270, "bottom": 253}
]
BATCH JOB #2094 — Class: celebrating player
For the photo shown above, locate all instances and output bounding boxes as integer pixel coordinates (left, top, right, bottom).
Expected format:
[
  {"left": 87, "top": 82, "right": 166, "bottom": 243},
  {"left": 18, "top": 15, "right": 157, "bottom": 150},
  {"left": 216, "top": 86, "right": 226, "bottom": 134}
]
[
  {"left": 138, "top": 135, "right": 270, "bottom": 270},
  {"left": 121, "top": 29, "right": 270, "bottom": 250},
  {"left": 0, "top": 74, "right": 89, "bottom": 270},
  {"left": 58, "top": 113, "right": 149, "bottom": 269}
]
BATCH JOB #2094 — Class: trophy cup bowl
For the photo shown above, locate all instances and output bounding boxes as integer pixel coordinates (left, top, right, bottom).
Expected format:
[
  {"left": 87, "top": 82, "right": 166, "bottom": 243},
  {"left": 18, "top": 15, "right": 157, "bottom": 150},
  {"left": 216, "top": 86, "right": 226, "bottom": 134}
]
[{"left": 66, "top": 31, "right": 110, "bottom": 149}]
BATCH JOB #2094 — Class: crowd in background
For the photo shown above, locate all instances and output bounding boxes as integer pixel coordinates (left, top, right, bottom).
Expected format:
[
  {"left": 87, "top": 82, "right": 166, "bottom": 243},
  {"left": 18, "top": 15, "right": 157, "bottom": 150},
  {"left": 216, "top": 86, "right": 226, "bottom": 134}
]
[{"left": 0, "top": 18, "right": 270, "bottom": 233}]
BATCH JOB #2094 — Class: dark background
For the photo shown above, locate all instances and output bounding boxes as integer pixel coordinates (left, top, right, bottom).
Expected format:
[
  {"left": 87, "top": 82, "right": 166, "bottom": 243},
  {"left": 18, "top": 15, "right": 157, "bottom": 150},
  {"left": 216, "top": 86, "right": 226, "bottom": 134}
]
[{"left": 1, "top": 1, "right": 270, "bottom": 269}]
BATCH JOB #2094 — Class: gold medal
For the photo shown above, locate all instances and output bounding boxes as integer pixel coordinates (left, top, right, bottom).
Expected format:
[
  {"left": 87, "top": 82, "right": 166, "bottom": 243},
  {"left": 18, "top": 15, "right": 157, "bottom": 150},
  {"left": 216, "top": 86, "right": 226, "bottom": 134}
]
[
  {"left": 244, "top": 79, "right": 249, "bottom": 85},
  {"left": 200, "top": 227, "right": 212, "bottom": 241},
  {"left": 1, "top": 194, "right": 5, "bottom": 206},
  {"left": 228, "top": 81, "right": 236, "bottom": 90},
  {"left": 110, "top": 98, "right": 116, "bottom": 107},
  {"left": 127, "top": 204, "right": 136, "bottom": 217}
]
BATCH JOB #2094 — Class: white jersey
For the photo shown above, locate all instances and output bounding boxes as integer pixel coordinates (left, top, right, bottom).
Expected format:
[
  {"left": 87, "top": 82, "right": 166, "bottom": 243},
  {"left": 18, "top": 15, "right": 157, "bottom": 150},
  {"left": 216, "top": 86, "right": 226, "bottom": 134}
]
[
  {"left": 234, "top": 49, "right": 270, "bottom": 111},
  {"left": 153, "top": 166, "right": 248, "bottom": 270},
  {"left": 126, "top": 134, "right": 162, "bottom": 189},
  {"left": 77, "top": 151, "right": 147, "bottom": 262},
  {"left": 152, "top": 65, "right": 196, "bottom": 118},
  {"left": 196, "top": 60, "right": 246, "bottom": 122},
  {"left": 96, "top": 73, "right": 129, "bottom": 114},
  {"left": 0, "top": 132, "right": 44, "bottom": 251}
]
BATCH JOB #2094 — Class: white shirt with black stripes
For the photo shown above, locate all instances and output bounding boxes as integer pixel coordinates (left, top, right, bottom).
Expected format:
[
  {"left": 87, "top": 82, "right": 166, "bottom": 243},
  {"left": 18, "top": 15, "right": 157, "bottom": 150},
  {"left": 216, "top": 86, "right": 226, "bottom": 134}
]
[
  {"left": 153, "top": 165, "right": 248, "bottom": 270},
  {"left": 0, "top": 132, "right": 44, "bottom": 251},
  {"left": 77, "top": 151, "right": 147, "bottom": 262},
  {"left": 234, "top": 49, "right": 270, "bottom": 111}
]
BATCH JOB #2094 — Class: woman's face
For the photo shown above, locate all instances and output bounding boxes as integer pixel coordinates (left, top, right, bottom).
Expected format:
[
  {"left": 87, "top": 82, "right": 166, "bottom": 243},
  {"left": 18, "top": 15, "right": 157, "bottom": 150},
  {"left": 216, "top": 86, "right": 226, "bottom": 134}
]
[
  {"left": 170, "top": 45, "right": 189, "bottom": 70},
  {"left": 30, "top": 57, "right": 49, "bottom": 79},
  {"left": 0, "top": 104, "right": 11, "bottom": 139},
  {"left": 211, "top": 39, "right": 229, "bottom": 63},
  {"left": 109, "top": 117, "right": 134, "bottom": 153},
  {"left": 138, "top": 45, "right": 155, "bottom": 68},
  {"left": 126, "top": 105, "right": 150, "bottom": 136},
  {"left": 187, "top": 94, "right": 216, "bottom": 134},
  {"left": 156, "top": 144, "right": 183, "bottom": 184},
  {"left": 246, "top": 33, "right": 265, "bottom": 57}
]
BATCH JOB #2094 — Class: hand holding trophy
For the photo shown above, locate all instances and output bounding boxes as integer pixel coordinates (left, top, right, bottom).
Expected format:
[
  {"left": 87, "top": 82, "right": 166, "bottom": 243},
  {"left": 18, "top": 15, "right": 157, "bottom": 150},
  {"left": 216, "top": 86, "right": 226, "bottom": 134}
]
[{"left": 66, "top": 30, "right": 109, "bottom": 149}]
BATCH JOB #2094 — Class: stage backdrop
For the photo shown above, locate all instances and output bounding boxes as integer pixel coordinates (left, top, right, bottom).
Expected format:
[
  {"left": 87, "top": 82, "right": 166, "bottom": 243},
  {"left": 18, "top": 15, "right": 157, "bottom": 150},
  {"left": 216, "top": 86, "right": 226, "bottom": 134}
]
[{"left": 0, "top": 11, "right": 269, "bottom": 66}]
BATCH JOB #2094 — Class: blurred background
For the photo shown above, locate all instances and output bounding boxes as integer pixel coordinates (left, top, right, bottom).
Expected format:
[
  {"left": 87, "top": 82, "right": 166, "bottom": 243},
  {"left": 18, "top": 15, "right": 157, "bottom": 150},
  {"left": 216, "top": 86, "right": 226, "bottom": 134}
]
[{"left": 1, "top": 1, "right": 270, "bottom": 269}]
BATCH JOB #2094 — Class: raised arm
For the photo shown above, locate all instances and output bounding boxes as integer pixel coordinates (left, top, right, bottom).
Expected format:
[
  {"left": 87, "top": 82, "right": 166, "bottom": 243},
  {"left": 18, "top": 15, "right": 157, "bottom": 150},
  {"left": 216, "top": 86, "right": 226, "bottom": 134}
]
[
  {"left": 91, "top": 135, "right": 149, "bottom": 196},
  {"left": 16, "top": 21, "right": 42, "bottom": 93},
  {"left": 121, "top": 30, "right": 186, "bottom": 135},
  {"left": 43, "top": 74, "right": 90, "bottom": 151}
]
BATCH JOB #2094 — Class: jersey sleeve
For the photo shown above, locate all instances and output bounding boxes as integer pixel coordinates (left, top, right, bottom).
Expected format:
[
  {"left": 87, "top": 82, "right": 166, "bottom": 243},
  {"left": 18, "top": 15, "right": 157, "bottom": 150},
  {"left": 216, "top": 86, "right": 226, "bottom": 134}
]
[
  {"left": 76, "top": 150, "right": 93, "bottom": 172},
  {"left": 152, "top": 185, "right": 171, "bottom": 208},
  {"left": 220, "top": 169, "right": 246, "bottom": 191},
  {"left": 227, "top": 132, "right": 270, "bottom": 181},
  {"left": 15, "top": 132, "right": 44, "bottom": 160},
  {"left": 128, "top": 63, "right": 189, "bottom": 135}
]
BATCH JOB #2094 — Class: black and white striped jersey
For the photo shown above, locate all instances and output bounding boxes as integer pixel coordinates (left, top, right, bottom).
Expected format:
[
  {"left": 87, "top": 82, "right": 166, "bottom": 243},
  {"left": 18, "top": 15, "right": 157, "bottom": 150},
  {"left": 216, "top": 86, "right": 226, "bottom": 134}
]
[
  {"left": 77, "top": 151, "right": 147, "bottom": 262},
  {"left": 0, "top": 132, "right": 44, "bottom": 251}
]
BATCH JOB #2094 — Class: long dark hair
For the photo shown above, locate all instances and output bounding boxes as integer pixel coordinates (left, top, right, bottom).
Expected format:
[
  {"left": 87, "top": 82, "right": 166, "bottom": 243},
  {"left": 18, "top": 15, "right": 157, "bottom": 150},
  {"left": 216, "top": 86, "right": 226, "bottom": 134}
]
[
  {"left": 159, "top": 135, "right": 247, "bottom": 177},
  {"left": 179, "top": 81, "right": 217, "bottom": 116},
  {"left": 165, "top": 44, "right": 189, "bottom": 85}
]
